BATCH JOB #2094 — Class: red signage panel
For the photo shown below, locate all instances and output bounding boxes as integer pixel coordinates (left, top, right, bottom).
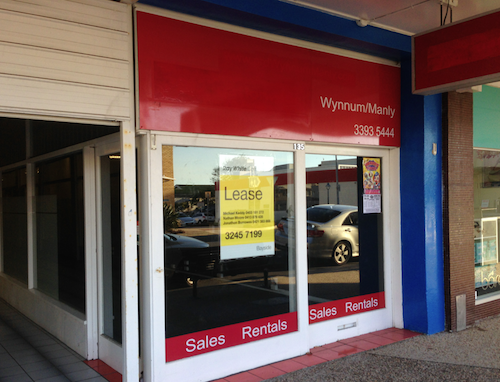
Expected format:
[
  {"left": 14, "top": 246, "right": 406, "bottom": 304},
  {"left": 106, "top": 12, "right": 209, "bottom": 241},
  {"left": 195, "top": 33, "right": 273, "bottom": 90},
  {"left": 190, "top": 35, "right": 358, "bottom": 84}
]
[
  {"left": 309, "top": 292, "right": 385, "bottom": 324},
  {"left": 137, "top": 11, "right": 400, "bottom": 147},
  {"left": 164, "top": 292, "right": 385, "bottom": 362},
  {"left": 165, "top": 312, "right": 298, "bottom": 362},
  {"left": 413, "top": 10, "right": 500, "bottom": 95}
]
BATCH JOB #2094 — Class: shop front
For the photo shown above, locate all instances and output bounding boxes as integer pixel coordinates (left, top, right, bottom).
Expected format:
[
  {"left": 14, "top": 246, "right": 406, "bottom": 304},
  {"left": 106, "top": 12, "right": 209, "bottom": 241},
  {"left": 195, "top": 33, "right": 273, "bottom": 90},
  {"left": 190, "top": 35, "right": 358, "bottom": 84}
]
[
  {"left": 136, "top": 6, "right": 402, "bottom": 381},
  {"left": 0, "top": 1, "right": 140, "bottom": 378},
  {"left": 473, "top": 86, "right": 500, "bottom": 303},
  {"left": 442, "top": 84, "right": 500, "bottom": 332}
]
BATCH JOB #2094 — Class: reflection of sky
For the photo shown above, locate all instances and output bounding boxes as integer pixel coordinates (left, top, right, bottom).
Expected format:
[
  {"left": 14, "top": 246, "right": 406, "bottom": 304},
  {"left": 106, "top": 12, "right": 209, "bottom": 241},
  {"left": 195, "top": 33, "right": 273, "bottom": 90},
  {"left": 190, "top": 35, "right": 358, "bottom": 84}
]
[
  {"left": 172, "top": 147, "right": 355, "bottom": 185},
  {"left": 305, "top": 154, "right": 354, "bottom": 169},
  {"left": 173, "top": 147, "right": 293, "bottom": 185}
]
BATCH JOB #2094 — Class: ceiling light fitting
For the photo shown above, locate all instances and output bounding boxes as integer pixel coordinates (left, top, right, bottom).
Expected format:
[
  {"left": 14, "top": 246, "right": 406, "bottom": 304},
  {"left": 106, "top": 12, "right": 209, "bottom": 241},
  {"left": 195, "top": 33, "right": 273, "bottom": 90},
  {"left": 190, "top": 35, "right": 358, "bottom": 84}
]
[{"left": 356, "top": 19, "right": 370, "bottom": 27}]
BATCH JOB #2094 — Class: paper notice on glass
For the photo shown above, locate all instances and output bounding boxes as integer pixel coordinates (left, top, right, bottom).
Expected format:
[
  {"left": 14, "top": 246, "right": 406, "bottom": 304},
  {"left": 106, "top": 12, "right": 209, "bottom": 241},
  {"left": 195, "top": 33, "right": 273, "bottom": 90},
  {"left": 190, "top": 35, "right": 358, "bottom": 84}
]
[
  {"left": 362, "top": 158, "right": 381, "bottom": 195},
  {"left": 363, "top": 194, "right": 381, "bottom": 214},
  {"left": 219, "top": 154, "right": 275, "bottom": 260}
]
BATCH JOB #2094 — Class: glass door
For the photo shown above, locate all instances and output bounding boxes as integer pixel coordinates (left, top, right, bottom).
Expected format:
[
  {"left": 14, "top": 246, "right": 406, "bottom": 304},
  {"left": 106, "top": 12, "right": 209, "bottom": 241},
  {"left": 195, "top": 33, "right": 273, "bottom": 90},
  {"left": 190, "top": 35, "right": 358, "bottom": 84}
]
[
  {"left": 96, "top": 143, "right": 123, "bottom": 372},
  {"left": 305, "top": 154, "right": 382, "bottom": 310},
  {"left": 162, "top": 145, "right": 297, "bottom": 361},
  {"left": 304, "top": 146, "right": 393, "bottom": 347},
  {"left": 146, "top": 134, "right": 309, "bottom": 382}
]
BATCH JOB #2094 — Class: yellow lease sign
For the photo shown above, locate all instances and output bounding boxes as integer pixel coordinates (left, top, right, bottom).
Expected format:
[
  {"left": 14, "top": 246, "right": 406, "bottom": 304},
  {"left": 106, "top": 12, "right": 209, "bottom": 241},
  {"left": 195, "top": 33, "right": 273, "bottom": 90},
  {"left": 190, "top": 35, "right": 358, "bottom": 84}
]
[{"left": 219, "top": 155, "right": 275, "bottom": 260}]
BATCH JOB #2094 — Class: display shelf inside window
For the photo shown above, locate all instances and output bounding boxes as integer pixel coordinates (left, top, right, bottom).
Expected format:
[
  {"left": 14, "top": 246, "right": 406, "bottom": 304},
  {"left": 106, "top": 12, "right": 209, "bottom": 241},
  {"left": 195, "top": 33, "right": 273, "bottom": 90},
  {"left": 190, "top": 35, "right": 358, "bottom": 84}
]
[{"left": 474, "top": 218, "right": 499, "bottom": 266}]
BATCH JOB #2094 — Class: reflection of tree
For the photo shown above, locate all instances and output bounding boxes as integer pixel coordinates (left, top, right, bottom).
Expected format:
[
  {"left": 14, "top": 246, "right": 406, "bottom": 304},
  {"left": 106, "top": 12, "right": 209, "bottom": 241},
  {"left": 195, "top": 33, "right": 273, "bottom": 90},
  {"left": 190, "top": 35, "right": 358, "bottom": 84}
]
[
  {"left": 190, "top": 190, "right": 207, "bottom": 209},
  {"left": 163, "top": 203, "right": 179, "bottom": 232},
  {"left": 210, "top": 167, "right": 219, "bottom": 185}
]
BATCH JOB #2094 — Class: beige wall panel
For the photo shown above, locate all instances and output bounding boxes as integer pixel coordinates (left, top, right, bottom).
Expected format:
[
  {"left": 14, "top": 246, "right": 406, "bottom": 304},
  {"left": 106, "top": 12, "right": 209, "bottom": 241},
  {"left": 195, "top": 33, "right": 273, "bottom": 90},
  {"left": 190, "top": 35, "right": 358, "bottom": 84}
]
[
  {"left": 0, "top": 11, "right": 129, "bottom": 61},
  {"left": 0, "top": 0, "right": 128, "bottom": 32},
  {"left": 0, "top": 75, "right": 130, "bottom": 119},
  {"left": 0, "top": 0, "right": 131, "bottom": 120},
  {"left": 0, "top": 42, "right": 129, "bottom": 89}
]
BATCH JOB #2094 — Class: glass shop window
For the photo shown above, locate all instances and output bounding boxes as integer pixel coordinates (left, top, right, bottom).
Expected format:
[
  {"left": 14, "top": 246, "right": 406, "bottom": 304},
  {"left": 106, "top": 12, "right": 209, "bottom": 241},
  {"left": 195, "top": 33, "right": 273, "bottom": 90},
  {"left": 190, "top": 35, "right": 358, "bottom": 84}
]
[
  {"left": 163, "top": 146, "right": 296, "bottom": 362},
  {"left": 298, "top": 154, "right": 385, "bottom": 324},
  {"left": 473, "top": 149, "right": 500, "bottom": 298},
  {"left": 35, "top": 153, "right": 85, "bottom": 313},
  {"left": 1, "top": 168, "right": 28, "bottom": 284}
]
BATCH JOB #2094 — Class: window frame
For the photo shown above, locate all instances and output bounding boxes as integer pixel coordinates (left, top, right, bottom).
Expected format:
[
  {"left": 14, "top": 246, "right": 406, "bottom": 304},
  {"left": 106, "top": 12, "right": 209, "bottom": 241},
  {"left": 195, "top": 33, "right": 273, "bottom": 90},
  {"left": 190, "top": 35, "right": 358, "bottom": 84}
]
[{"left": 142, "top": 131, "right": 401, "bottom": 382}]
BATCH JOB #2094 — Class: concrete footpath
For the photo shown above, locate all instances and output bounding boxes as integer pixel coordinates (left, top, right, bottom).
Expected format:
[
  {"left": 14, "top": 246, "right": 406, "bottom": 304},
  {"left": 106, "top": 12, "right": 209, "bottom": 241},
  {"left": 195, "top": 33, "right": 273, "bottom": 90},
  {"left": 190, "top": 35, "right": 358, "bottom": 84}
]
[{"left": 266, "top": 315, "right": 500, "bottom": 382}]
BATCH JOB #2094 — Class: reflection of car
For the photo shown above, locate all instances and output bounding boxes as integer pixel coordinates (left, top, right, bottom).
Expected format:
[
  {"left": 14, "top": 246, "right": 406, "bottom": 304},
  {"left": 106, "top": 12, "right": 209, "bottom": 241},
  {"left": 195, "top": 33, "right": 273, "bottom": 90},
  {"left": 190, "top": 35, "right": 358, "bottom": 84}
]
[
  {"left": 164, "top": 232, "right": 275, "bottom": 286},
  {"left": 276, "top": 204, "right": 359, "bottom": 265},
  {"left": 164, "top": 233, "right": 211, "bottom": 284},
  {"left": 177, "top": 213, "right": 195, "bottom": 227},
  {"left": 192, "top": 212, "right": 207, "bottom": 225}
]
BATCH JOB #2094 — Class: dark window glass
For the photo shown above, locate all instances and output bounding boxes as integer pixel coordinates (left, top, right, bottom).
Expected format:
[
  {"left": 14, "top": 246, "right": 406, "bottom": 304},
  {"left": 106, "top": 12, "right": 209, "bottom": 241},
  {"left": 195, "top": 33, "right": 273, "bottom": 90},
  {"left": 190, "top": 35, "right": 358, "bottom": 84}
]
[
  {"left": 0, "top": 118, "right": 26, "bottom": 167},
  {"left": 343, "top": 212, "right": 358, "bottom": 226},
  {"left": 35, "top": 153, "right": 85, "bottom": 313},
  {"left": 31, "top": 120, "right": 118, "bottom": 157},
  {"left": 2, "top": 168, "right": 27, "bottom": 283},
  {"left": 101, "top": 154, "right": 122, "bottom": 343}
]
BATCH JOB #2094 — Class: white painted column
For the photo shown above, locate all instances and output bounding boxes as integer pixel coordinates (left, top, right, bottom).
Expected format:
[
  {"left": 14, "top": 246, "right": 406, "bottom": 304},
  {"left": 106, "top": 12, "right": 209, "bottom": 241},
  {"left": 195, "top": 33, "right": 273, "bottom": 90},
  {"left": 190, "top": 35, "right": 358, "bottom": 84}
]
[
  {"left": 137, "top": 132, "right": 155, "bottom": 382},
  {"left": 121, "top": 119, "right": 140, "bottom": 381},
  {"left": 122, "top": 3, "right": 139, "bottom": 377},
  {"left": 294, "top": 149, "right": 310, "bottom": 352}
]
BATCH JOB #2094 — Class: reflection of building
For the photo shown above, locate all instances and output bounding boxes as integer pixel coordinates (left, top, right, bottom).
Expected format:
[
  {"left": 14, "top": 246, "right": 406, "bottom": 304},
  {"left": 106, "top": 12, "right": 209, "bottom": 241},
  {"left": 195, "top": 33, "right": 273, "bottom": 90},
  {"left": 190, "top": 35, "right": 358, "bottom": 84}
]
[
  {"left": 174, "top": 184, "right": 215, "bottom": 211},
  {"left": 305, "top": 158, "right": 358, "bottom": 207},
  {"left": 162, "top": 145, "right": 175, "bottom": 207},
  {"left": 274, "top": 160, "right": 358, "bottom": 222}
]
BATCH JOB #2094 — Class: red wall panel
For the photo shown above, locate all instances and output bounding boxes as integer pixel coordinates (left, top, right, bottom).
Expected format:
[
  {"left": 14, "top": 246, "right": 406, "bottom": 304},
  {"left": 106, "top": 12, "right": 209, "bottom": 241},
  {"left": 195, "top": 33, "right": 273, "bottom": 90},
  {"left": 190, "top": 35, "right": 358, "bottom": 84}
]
[
  {"left": 413, "top": 11, "right": 500, "bottom": 95},
  {"left": 137, "top": 11, "right": 400, "bottom": 147}
]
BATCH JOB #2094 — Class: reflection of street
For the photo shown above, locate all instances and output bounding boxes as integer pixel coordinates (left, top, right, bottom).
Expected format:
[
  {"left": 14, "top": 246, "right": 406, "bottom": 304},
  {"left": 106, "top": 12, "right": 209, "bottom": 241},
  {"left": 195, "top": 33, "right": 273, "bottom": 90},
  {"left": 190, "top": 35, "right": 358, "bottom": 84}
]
[
  {"left": 165, "top": 257, "right": 361, "bottom": 338},
  {"left": 173, "top": 225, "right": 220, "bottom": 246},
  {"left": 165, "top": 227, "right": 292, "bottom": 338},
  {"left": 308, "top": 261, "right": 360, "bottom": 303},
  {"left": 167, "top": 226, "right": 360, "bottom": 301},
  {"left": 165, "top": 262, "right": 293, "bottom": 338},
  {"left": 165, "top": 227, "right": 360, "bottom": 338}
]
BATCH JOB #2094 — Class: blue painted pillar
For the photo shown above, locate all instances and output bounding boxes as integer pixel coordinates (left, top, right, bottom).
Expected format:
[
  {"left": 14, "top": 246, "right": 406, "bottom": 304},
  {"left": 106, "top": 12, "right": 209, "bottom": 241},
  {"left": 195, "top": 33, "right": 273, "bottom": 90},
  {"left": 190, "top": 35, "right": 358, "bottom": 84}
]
[{"left": 400, "top": 57, "right": 445, "bottom": 334}]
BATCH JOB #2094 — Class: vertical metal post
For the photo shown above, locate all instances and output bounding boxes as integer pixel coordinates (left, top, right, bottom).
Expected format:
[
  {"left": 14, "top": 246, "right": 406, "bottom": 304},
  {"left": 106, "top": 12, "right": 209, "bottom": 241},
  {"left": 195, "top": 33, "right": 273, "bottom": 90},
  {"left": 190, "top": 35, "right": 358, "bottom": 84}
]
[
  {"left": 335, "top": 155, "right": 340, "bottom": 204},
  {"left": 26, "top": 121, "right": 36, "bottom": 289},
  {"left": 456, "top": 294, "right": 466, "bottom": 331},
  {"left": 121, "top": 120, "right": 139, "bottom": 382}
]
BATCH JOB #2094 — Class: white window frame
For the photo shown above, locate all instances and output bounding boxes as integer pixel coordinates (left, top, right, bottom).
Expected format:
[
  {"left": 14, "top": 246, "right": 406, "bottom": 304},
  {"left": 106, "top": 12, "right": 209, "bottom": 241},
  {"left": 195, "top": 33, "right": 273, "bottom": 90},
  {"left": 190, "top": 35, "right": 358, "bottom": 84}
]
[
  {"left": 140, "top": 131, "right": 402, "bottom": 382},
  {"left": 305, "top": 143, "right": 401, "bottom": 348}
]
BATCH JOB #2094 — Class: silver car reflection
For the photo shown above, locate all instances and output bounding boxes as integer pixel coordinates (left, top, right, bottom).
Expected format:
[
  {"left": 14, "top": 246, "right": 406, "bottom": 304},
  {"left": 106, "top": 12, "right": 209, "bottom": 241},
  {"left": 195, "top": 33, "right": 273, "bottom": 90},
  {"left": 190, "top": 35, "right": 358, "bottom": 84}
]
[
  {"left": 276, "top": 204, "right": 359, "bottom": 265},
  {"left": 177, "top": 213, "right": 195, "bottom": 227}
]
